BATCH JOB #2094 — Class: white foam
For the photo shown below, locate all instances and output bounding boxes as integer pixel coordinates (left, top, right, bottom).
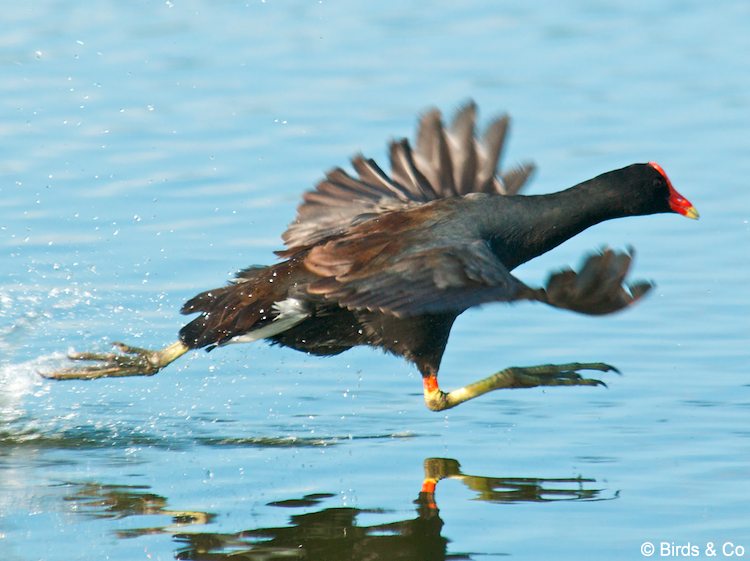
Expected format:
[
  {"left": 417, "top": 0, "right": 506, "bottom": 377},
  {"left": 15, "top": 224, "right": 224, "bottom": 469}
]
[{"left": 0, "top": 353, "right": 60, "bottom": 423}]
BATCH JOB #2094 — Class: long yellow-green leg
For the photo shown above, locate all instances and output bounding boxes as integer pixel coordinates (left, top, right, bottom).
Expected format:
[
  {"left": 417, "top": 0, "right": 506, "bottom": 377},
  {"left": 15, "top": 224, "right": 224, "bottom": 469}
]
[
  {"left": 422, "top": 362, "right": 618, "bottom": 411},
  {"left": 42, "top": 341, "right": 189, "bottom": 380}
]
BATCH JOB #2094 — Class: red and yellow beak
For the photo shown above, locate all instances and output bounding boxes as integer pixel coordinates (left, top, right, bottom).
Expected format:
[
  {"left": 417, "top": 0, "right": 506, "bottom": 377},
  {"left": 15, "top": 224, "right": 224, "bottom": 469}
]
[
  {"left": 670, "top": 191, "right": 700, "bottom": 220},
  {"left": 648, "top": 162, "right": 699, "bottom": 220}
]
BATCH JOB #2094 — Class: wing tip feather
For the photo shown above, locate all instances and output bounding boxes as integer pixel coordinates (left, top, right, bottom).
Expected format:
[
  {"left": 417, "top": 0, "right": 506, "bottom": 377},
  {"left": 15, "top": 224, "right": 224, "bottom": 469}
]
[{"left": 281, "top": 101, "right": 535, "bottom": 251}]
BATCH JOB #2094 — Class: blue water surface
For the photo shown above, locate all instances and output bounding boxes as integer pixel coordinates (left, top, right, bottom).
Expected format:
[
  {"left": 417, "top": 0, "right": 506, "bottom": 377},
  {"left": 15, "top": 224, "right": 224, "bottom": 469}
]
[{"left": 1, "top": 1, "right": 749, "bottom": 560}]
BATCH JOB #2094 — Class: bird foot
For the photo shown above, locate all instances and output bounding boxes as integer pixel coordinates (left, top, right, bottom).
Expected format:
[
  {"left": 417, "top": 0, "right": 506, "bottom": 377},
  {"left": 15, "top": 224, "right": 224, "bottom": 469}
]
[
  {"left": 41, "top": 341, "right": 188, "bottom": 380},
  {"left": 507, "top": 362, "right": 619, "bottom": 389}
]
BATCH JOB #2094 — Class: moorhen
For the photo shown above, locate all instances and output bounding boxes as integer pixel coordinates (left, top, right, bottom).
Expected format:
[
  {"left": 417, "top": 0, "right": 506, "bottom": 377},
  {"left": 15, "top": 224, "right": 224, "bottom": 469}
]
[{"left": 45, "top": 102, "right": 698, "bottom": 411}]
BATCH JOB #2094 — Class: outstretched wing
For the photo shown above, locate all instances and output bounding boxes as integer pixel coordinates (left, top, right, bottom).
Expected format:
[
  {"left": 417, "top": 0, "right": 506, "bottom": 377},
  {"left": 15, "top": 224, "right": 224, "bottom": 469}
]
[
  {"left": 280, "top": 102, "right": 535, "bottom": 252},
  {"left": 305, "top": 230, "right": 536, "bottom": 317},
  {"left": 306, "top": 229, "right": 650, "bottom": 318}
]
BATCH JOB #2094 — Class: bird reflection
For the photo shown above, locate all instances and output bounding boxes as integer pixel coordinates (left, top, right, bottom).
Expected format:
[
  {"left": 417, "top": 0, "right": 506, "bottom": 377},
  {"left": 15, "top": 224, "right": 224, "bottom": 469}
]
[
  {"left": 63, "top": 458, "right": 613, "bottom": 560},
  {"left": 61, "top": 481, "right": 214, "bottom": 532}
]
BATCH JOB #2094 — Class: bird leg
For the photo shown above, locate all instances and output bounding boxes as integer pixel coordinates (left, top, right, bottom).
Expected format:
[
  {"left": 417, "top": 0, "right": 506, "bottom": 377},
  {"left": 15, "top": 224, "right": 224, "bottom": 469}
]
[
  {"left": 422, "top": 362, "right": 617, "bottom": 411},
  {"left": 42, "top": 341, "right": 189, "bottom": 380}
]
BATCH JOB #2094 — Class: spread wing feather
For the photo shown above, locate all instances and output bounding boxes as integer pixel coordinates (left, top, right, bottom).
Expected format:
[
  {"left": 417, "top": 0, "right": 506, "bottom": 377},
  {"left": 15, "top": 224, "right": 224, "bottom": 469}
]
[
  {"left": 542, "top": 248, "right": 653, "bottom": 315},
  {"left": 280, "top": 101, "right": 535, "bottom": 252}
]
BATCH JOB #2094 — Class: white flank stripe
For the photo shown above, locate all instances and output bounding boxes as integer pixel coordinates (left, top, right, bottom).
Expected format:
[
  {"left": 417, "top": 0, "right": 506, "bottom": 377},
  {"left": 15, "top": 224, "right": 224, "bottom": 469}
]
[{"left": 227, "top": 298, "right": 309, "bottom": 345}]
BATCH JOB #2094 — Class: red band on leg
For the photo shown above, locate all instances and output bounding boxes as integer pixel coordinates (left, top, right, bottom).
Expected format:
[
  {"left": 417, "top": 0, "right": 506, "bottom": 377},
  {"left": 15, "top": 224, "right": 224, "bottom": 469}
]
[
  {"left": 423, "top": 375, "right": 439, "bottom": 393},
  {"left": 421, "top": 479, "right": 437, "bottom": 494}
]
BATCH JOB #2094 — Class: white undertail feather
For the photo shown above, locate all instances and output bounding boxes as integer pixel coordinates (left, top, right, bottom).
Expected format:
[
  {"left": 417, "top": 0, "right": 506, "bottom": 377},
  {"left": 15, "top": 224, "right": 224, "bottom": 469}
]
[{"left": 227, "top": 298, "right": 310, "bottom": 345}]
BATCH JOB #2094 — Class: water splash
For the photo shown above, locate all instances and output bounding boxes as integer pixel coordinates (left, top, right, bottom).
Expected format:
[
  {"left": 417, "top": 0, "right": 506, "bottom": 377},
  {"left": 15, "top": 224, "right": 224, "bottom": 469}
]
[{"left": 0, "top": 353, "right": 58, "bottom": 425}]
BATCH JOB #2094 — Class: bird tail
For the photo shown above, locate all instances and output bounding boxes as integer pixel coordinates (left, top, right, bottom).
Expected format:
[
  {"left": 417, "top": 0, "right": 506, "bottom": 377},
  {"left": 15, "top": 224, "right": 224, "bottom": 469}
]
[{"left": 178, "top": 261, "right": 309, "bottom": 350}]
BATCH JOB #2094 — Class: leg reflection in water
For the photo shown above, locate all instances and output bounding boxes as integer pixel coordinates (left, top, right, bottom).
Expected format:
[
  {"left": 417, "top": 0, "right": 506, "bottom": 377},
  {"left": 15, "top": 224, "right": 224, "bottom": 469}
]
[{"left": 62, "top": 458, "right": 612, "bottom": 560}]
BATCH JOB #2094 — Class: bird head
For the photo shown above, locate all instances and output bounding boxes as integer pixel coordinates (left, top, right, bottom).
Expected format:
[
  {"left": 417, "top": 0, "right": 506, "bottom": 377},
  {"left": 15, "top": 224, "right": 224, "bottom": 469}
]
[{"left": 647, "top": 162, "right": 699, "bottom": 220}]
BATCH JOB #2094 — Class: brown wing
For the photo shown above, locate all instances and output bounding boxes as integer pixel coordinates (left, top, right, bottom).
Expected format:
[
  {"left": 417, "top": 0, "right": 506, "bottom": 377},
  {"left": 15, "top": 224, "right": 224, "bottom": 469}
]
[
  {"left": 304, "top": 227, "right": 535, "bottom": 317},
  {"left": 306, "top": 222, "right": 651, "bottom": 318},
  {"left": 280, "top": 101, "right": 535, "bottom": 252}
]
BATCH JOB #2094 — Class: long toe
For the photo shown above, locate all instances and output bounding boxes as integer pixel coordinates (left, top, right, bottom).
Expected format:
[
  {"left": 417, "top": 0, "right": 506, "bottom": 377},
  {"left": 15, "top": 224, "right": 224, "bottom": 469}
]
[
  {"left": 578, "top": 362, "right": 620, "bottom": 374},
  {"left": 525, "top": 362, "right": 619, "bottom": 375},
  {"left": 43, "top": 345, "right": 159, "bottom": 380},
  {"left": 503, "top": 361, "right": 619, "bottom": 389},
  {"left": 514, "top": 369, "right": 606, "bottom": 388},
  {"left": 42, "top": 341, "right": 188, "bottom": 381}
]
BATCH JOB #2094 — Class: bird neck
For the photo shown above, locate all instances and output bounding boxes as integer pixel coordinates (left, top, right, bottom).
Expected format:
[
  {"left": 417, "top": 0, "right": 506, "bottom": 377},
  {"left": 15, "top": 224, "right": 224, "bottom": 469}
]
[{"left": 485, "top": 172, "right": 646, "bottom": 269}]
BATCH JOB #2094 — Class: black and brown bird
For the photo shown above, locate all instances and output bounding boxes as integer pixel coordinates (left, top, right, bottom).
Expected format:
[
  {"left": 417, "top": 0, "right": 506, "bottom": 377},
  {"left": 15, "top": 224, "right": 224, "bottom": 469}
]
[{"left": 45, "top": 102, "right": 698, "bottom": 410}]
